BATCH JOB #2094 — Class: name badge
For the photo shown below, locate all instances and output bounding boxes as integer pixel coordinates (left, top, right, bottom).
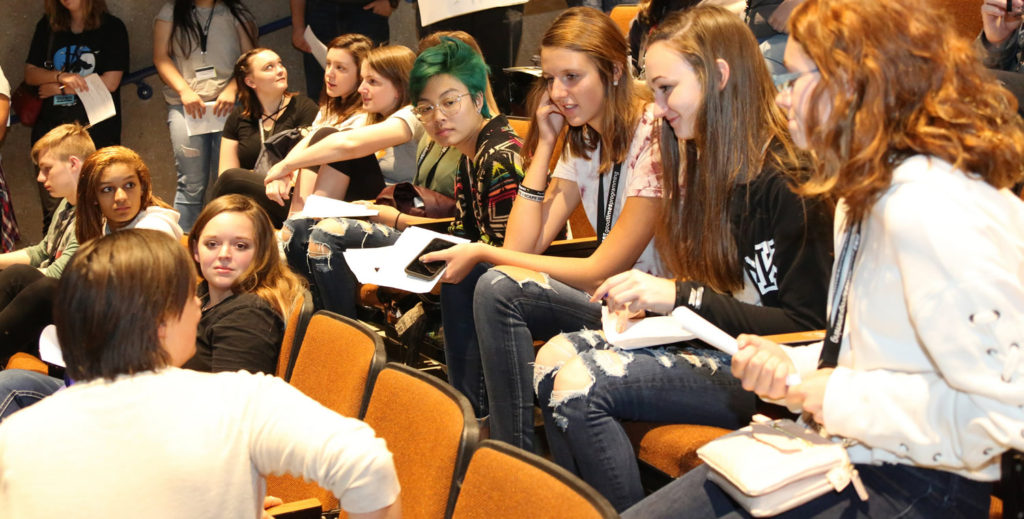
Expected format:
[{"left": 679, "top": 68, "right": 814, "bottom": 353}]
[
  {"left": 53, "top": 94, "right": 76, "bottom": 107},
  {"left": 194, "top": 65, "right": 217, "bottom": 80}
]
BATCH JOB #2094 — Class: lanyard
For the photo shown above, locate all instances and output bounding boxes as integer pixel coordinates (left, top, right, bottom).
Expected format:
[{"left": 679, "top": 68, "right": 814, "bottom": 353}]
[
  {"left": 194, "top": 4, "right": 216, "bottom": 54},
  {"left": 819, "top": 221, "right": 862, "bottom": 369},
  {"left": 596, "top": 162, "right": 623, "bottom": 244}
]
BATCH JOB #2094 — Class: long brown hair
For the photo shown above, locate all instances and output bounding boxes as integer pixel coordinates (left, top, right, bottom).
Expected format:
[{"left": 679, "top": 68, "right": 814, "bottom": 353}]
[
  {"left": 362, "top": 45, "right": 416, "bottom": 124},
  {"left": 76, "top": 146, "right": 168, "bottom": 244},
  {"left": 189, "top": 195, "right": 304, "bottom": 319},
  {"left": 651, "top": 6, "right": 804, "bottom": 293},
  {"left": 789, "top": 0, "right": 1024, "bottom": 222},
  {"left": 46, "top": 0, "right": 107, "bottom": 32},
  {"left": 233, "top": 48, "right": 295, "bottom": 120},
  {"left": 320, "top": 34, "right": 373, "bottom": 125},
  {"left": 523, "top": 7, "right": 651, "bottom": 174}
]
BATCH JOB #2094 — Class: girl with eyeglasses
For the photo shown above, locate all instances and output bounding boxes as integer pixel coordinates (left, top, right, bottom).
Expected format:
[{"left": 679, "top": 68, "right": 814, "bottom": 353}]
[
  {"left": 281, "top": 37, "right": 523, "bottom": 318},
  {"left": 420, "top": 7, "right": 665, "bottom": 453},
  {"left": 626, "top": 0, "right": 1024, "bottom": 516}
]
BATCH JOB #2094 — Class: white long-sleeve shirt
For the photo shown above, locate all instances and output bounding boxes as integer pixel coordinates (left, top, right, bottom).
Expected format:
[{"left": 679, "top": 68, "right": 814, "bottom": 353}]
[
  {"left": 781, "top": 155, "right": 1024, "bottom": 481},
  {"left": 0, "top": 368, "right": 400, "bottom": 518}
]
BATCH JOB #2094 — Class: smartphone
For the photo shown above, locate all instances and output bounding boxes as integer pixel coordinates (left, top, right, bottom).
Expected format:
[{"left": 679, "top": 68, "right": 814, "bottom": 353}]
[{"left": 405, "top": 238, "right": 457, "bottom": 280}]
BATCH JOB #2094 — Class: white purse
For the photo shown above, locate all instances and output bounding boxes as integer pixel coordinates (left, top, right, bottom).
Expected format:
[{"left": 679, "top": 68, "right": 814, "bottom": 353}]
[{"left": 697, "top": 415, "right": 869, "bottom": 517}]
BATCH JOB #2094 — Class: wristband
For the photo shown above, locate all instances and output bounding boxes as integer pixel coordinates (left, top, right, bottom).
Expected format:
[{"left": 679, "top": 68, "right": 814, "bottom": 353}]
[
  {"left": 517, "top": 184, "right": 545, "bottom": 202},
  {"left": 393, "top": 212, "right": 401, "bottom": 229},
  {"left": 674, "top": 280, "right": 704, "bottom": 311},
  {"left": 674, "top": 280, "right": 688, "bottom": 309}
]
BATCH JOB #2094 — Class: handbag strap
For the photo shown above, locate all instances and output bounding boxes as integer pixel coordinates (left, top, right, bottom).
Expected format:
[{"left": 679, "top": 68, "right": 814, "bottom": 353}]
[
  {"left": 819, "top": 221, "right": 862, "bottom": 369},
  {"left": 416, "top": 140, "right": 452, "bottom": 190}
]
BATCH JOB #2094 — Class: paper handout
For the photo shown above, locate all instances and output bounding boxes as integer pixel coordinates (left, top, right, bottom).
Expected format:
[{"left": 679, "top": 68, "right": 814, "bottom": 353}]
[
  {"left": 184, "top": 101, "right": 230, "bottom": 137},
  {"left": 602, "top": 307, "right": 696, "bottom": 349},
  {"left": 670, "top": 306, "right": 739, "bottom": 355},
  {"left": 343, "top": 226, "right": 468, "bottom": 293},
  {"left": 78, "top": 74, "right": 116, "bottom": 127},
  {"left": 304, "top": 25, "right": 328, "bottom": 69},
  {"left": 292, "top": 195, "right": 379, "bottom": 219},
  {"left": 418, "top": 0, "right": 529, "bottom": 27}
]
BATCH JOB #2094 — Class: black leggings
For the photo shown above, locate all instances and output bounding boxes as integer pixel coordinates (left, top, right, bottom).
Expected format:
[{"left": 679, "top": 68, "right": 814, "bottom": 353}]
[{"left": 0, "top": 264, "right": 58, "bottom": 365}]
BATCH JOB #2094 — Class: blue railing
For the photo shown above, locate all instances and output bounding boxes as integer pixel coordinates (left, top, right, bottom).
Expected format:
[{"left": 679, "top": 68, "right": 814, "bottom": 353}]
[{"left": 123, "top": 16, "right": 291, "bottom": 100}]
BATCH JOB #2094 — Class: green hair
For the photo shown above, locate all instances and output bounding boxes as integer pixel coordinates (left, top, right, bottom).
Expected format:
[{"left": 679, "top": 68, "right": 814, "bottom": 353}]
[{"left": 409, "top": 37, "right": 492, "bottom": 118}]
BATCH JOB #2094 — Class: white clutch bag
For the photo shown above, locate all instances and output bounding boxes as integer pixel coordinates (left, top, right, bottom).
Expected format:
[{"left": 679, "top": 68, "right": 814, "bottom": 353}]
[{"left": 697, "top": 415, "right": 868, "bottom": 517}]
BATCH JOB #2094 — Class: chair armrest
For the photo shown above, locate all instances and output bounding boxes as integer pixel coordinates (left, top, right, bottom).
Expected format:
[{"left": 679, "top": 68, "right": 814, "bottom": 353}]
[
  {"left": 761, "top": 330, "right": 826, "bottom": 345},
  {"left": 266, "top": 498, "right": 323, "bottom": 519},
  {"left": 406, "top": 216, "right": 454, "bottom": 233},
  {"left": 542, "top": 236, "right": 598, "bottom": 258}
]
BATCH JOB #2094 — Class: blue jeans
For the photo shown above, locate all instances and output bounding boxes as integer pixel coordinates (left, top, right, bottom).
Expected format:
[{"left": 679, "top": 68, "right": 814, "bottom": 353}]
[
  {"left": 440, "top": 263, "right": 492, "bottom": 420},
  {"left": 0, "top": 370, "right": 64, "bottom": 422},
  {"left": 167, "top": 104, "right": 221, "bottom": 231},
  {"left": 623, "top": 462, "right": 992, "bottom": 519},
  {"left": 445, "top": 266, "right": 602, "bottom": 452},
  {"left": 535, "top": 335, "right": 756, "bottom": 511},
  {"left": 283, "top": 216, "right": 401, "bottom": 316},
  {"left": 302, "top": 0, "right": 389, "bottom": 98}
]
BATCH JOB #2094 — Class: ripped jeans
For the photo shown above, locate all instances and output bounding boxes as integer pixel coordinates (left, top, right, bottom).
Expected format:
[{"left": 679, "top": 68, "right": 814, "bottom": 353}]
[
  {"left": 446, "top": 266, "right": 602, "bottom": 452},
  {"left": 167, "top": 104, "right": 221, "bottom": 231},
  {"left": 535, "top": 333, "right": 756, "bottom": 511},
  {"left": 283, "top": 216, "right": 400, "bottom": 316}
]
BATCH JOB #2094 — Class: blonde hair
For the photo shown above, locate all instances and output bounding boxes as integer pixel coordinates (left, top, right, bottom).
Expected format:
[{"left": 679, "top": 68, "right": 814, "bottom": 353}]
[
  {"left": 523, "top": 7, "right": 651, "bottom": 174},
  {"left": 31, "top": 123, "right": 96, "bottom": 165},
  {"left": 189, "top": 195, "right": 305, "bottom": 319}
]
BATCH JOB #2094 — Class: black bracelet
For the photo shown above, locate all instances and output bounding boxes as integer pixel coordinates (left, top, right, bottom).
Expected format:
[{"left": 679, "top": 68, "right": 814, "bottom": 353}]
[
  {"left": 393, "top": 212, "right": 401, "bottom": 229},
  {"left": 518, "top": 184, "right": 545, "bottom": 202},
  {"left": 519, "top": 184, "right": 546, "bottom": 197},
  {"left": 674, "top": 279, "right": 688, "bottom": 309}
]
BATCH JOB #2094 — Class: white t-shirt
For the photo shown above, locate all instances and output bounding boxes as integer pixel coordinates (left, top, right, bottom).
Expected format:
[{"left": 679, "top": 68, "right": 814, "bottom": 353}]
[
  {"left": 551, "top": 104, "right": 664, "bottom": 276},
  {"left": 0, "top": 65, "right": 10, "bottom": 99},
  {"left": 378, "top": 105, "right": 425, "bottom": 184},
  {"left": 0, "top": 368, "right": 400, "bottom": 518},
  {"left": 155, "top": 2, "right": 244, "bottom": 104}
]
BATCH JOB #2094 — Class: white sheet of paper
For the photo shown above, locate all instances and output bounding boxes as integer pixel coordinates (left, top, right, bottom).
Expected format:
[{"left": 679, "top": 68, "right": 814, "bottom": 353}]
[
  {"left": 293, "top": 195, "right": 379, "bottom": 218},
  {"left": 342, "top": 226, "right": 468, "bottom": 293},
  {"left": 184, "top": 101, "right": 230, "bottom": 136},
  {"left": 418, "top": 0, "right": 528, "bottom": 27},
  {"left": 304, "top": 25, "right": 328, "bottom": 68},
  {"left": 671, "top": 306, "right": 739, "bottom": 355},
  {"left": 38, "top": 324, "right": 65, "bottom": 368},
  {"left": 602, "top": 307, "right": 696, "bottom": 349},
  {"left": 78, "top": 74, "right": 116, "bottom": 127}
]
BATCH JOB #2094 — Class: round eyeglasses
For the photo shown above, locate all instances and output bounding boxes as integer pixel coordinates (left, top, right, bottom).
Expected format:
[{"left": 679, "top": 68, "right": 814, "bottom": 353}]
[{"left": 413, "top": 92, "right": 472, "bottom": 121}]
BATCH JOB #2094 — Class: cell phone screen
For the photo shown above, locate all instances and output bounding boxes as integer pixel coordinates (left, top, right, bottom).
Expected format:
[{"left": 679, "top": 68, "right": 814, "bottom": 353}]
[{"left": 405, "top": 238, "right": 457, "bottom": 279}]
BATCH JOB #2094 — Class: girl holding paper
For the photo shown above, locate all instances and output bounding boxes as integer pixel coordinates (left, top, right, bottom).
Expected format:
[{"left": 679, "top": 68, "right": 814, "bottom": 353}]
[
  {"left": 626, "top": 0, "right": 1024, "bottom": 516},
  {"left": 24, "top": 0, "right": 129, "bottom": 231},
  {"left": 281, "top": 37, "right": 523, "bottom": 318},
  {"left": 153, "top": 0, "right": 257, "bottom": 231},
  {"left": 531, "top": 6, "right": 832, "bottom": 511}
]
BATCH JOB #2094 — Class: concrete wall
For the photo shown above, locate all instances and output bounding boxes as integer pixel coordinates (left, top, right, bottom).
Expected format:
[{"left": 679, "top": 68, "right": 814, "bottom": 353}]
[{"left": 0, "top": 0, "right": 569, "bottom": 243}]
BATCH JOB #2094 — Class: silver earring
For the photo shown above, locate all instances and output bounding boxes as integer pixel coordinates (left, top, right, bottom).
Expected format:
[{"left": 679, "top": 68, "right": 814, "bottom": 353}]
[{"left": 613, "top": 79, "right": 619, "bottom": 86}]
